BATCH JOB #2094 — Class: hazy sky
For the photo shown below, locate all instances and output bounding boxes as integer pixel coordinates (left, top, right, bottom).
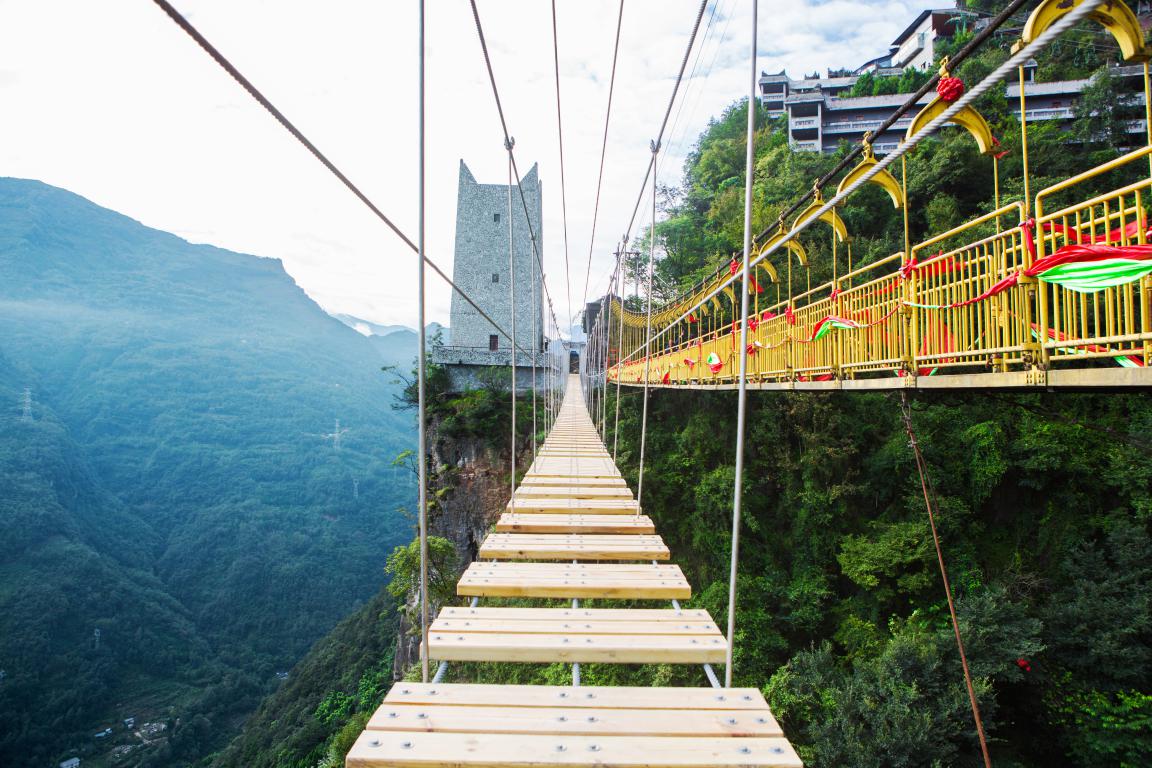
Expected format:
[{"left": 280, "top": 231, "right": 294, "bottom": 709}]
[{"left": 0, "top": 0, "right": 929, "bottom": 331}]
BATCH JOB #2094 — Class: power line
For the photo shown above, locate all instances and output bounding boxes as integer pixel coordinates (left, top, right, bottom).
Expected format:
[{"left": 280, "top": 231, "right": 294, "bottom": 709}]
[
  {"left": 580, "top": 0, "right": 626, "bottom": 317},
  {"left": 148, "top": 0, "right": 532, "bottom": 357}
]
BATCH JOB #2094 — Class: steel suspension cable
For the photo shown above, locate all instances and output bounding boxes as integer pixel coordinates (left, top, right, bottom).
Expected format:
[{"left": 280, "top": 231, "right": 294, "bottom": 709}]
[
  {"left": 467, "top": 0, "right": 566, "bottom": 347},
  {"left": 724, "top": 0, "right": 757, "bottom": 688},
  {"left": 899, "top": 392, "right": 993, "bottom": 768},
  {"left": 623, "top": 0, "right": 709, "bottom": 241},
  {"left": 612, "top": 243, "right": 625, "bottom": 462},
  {"left": 507, "top": 144, "right": 518, "bottom": 513},
  {"left": 531, "top": 205, "right": 539, "bottom": 462},
  {"left": 146, "top": 0, "right": 532, "bottom": 357},
  {"left": 550, "top": 0, "right": 573, "bottom": 328},
  {"left": 416, "top": 0, "right": 430, "bottom": 687},
  {"left": 580, "top": 0, "right": 626, "bottom": 315},
  {"left": 636, "top": 142, "right": 658, "bottom": 511}
]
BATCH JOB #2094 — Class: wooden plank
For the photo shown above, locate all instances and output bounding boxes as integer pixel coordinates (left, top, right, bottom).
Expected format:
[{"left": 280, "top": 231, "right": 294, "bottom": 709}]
[
  {"left": 478, "top": 534, "right": 669, "bottom": 561},
  {"left": 457, "top": 562, "right": 690, "bottom": 599},
  {"left": 507, "top": 499, "right": 641, "bottom": 514},
  {"left": 437, "top": 607, "right": 714, "bottom": 621},
  {"left": 464, "top": 562, "right": 683, "bottom": 573},
  {"left": 526, "top": 470, "right": 622, "bottom": 480},
  {"left": 383, "top": 684, "right": 771, "bottom": 710},
  {"left": 347, "top": 731, "right": 802, "bottom": 767},
  {"left": 514, "top": 486, "right": 634, "bottom": 500},
  {"left": 365, "top": 705, "right": 782, "bottom": 737},
  {"left": 495, "top": 514, "right": 654, "bottom": 534},
  {"left": 430, "top": 614, "right": 721, "bottom": 635},
  {"left": 519, "top": 477, "right": 628, "bottom": 487},
  {"left": 424, "top": 633, "right": 726, "bottom": 664}
]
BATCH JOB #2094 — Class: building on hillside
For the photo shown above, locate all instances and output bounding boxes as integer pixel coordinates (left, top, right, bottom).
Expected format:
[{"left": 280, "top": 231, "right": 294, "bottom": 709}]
[
  {"left": 431, "top": 160, "right": 548, "bottom": 391},
  {"left": 59, "top": 759, "right": 80, "bottom": 768},
  {"left": 891, "top": 8, "right": 972, "bottom": 71},
  {"left": 765, "top": 60, "right": 1147, "bottom": 154},
  {"left": 759, "top": 4, "right": 974, "bottom": 151}
]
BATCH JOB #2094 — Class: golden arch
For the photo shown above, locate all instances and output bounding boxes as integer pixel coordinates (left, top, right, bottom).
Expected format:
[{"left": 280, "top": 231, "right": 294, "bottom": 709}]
[
  {"left": 759, "top": 226, "right": 809, "bottom": 266},
  {"left": 757, "top": 261, "right": 779, "bottom": 284},
  {"left": 837, "top": 146, "right": 904, "bottom": 208},
  {"left": 1014, "top": 0, "right": 1148, "bottom": 62},
  {"left": 792, "top": 193, "right": 849, "bottom": 242},
  {"left": 906, "top": 97, "right": 997, "bottom": 154}
]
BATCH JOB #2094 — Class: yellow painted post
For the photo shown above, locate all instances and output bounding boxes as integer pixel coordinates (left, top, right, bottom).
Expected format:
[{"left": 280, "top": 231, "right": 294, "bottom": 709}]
[
  {"left": 901, "top": 156, "right": 917, "bottom": 377},
  {"left": 1019, "top": 66, "right": 1032, "bottom": 217}
]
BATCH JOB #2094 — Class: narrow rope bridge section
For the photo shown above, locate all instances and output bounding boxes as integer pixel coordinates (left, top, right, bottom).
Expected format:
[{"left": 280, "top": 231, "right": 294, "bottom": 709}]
[{"left": 346, "top": 374, "right": 801, "bottom": 768}]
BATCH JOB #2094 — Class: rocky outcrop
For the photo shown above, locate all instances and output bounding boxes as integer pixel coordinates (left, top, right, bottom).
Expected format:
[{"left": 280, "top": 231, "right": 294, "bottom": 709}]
[{"left": 391, "top": 414, "right": 530, "bottom": 679}]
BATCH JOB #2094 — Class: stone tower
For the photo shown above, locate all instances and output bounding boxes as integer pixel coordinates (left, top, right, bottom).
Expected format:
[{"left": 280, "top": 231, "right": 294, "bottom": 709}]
[{"left": 432, "top": 160, "right": 545, "bottom": 390}]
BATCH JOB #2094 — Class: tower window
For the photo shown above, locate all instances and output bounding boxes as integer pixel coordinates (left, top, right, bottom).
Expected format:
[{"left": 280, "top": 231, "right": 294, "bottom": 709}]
[
  {"left": 492, "top": 272, "right": 500, "bottom": 283},
  {"left": 489, "top": 334, "right": 499, "bottom": 351},
  {"left": 493, "top": 213, "right": 500, "bottom": 223}
]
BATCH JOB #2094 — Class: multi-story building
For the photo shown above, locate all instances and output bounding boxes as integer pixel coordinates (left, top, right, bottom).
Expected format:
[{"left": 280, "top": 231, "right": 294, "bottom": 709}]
[
  {"left": 890, "top": 8, "right": 971, "bottom": 71},
  {"left": 760, "top": 2, "right": 1148, "bottom": 154},
  {"left": 431, "top": 160, "right": 547, "bottom": 391}
]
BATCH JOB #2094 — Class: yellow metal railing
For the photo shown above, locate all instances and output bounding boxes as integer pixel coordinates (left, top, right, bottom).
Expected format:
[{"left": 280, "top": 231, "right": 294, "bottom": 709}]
[{"left": 611, "top": 154, "right": 1152, "bottom": 385}]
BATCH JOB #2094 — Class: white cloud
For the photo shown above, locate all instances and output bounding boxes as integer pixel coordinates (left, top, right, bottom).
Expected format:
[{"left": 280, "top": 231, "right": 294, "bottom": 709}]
[{"left": 0, "top": 0, "right": 931, "bottom": 330}]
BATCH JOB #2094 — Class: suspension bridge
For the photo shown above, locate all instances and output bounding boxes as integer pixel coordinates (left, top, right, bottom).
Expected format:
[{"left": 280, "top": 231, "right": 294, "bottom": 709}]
[
  {"left": 347, "top": 377, "right": 802, "bottom": 767},
  {"left": 141, "top": 0, "right": 1152, "bottom": 765}
]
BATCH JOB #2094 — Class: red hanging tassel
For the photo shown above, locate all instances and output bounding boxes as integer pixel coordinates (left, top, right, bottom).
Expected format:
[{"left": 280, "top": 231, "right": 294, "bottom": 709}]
[{"left": 937, "top": 76, "right": 965, "bottom": 103}]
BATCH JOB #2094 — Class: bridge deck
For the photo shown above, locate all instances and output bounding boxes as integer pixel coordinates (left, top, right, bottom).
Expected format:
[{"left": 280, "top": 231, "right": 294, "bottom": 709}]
[{"left": 349, "top": 375, "right": 800, "bottom": 767}]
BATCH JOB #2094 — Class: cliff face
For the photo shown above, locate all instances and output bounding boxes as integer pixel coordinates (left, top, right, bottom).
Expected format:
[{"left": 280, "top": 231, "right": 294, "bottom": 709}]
[{"left": 391, "top": 411, "right": 528, "bottom": 678}]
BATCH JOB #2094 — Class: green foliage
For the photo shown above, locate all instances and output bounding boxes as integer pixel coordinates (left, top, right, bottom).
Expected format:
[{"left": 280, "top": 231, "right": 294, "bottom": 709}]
[
  {"left": 215, "top": 585, "right": 398, "bottom": 768},
  {"left": 1049, "top": 685, "right": 1152, "bottom": 767},
  {"left": 846, "top": 68, "right": 931, "bottom": 98},
  {"left": 385, "top": 536, "right": 460, "bottom": 611},
  {"left": 1075, "top": 68, "right": 1145, "bottom": 153}
]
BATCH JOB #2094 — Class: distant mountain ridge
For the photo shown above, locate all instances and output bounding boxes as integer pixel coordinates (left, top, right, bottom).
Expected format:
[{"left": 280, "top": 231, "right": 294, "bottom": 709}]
[
  {"left": 0, "top": 178, "right": 416, "bottom": 767},
  {"left": 330, "top": 313, "right": 449, "bottom": 369}
]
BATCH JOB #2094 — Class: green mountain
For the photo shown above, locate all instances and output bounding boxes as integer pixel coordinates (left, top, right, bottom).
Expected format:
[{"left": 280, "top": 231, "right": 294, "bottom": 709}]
[{"left": 0, "top": 178, "right": 415, "bottom": 766}]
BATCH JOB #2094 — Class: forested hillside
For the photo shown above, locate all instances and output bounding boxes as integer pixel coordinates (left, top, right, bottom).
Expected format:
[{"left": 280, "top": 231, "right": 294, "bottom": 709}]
[{"left": 0, "top": 178, "right": 414, "bottom": 767}]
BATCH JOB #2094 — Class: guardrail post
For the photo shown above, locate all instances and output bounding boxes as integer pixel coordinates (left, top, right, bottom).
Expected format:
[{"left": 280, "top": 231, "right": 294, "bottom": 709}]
[
  {"left": 1028, "top": 201, "right": 1051, "bottom": 376},
  {"left": 900, "top": 252, "right": 918, "bottom": 379}
]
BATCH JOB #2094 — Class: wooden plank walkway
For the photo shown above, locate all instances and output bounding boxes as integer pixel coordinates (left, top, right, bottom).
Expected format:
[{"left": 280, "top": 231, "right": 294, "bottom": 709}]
[{"left": 349, "top": 375, "right": 800, "bottom": 767}]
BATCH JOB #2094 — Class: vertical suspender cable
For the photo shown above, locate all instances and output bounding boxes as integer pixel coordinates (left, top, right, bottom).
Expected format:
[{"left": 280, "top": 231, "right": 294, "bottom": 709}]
[
  {"left": 636, "top": 141, "right": 658, "bottom": 511},
  {"left": 550, "top": 0, "right": 573, "bottom": 332},
  {"left": 581, "top": 0, "right": 626, "bottom": 314},
  {"left": 416, "top": 0, "right": 430, "bottom": 686},
  {"left": 612, "top": 243, "right": 625, "bottom": 461},
  {"left": 724, "top": 0, "right": 757, "bottom": 688},
  {"left": 507, "top": 141, "right": 518, "bottom": 510},
  {"left": 531, "top": 234, "right": 539, "bottom": 461}
]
